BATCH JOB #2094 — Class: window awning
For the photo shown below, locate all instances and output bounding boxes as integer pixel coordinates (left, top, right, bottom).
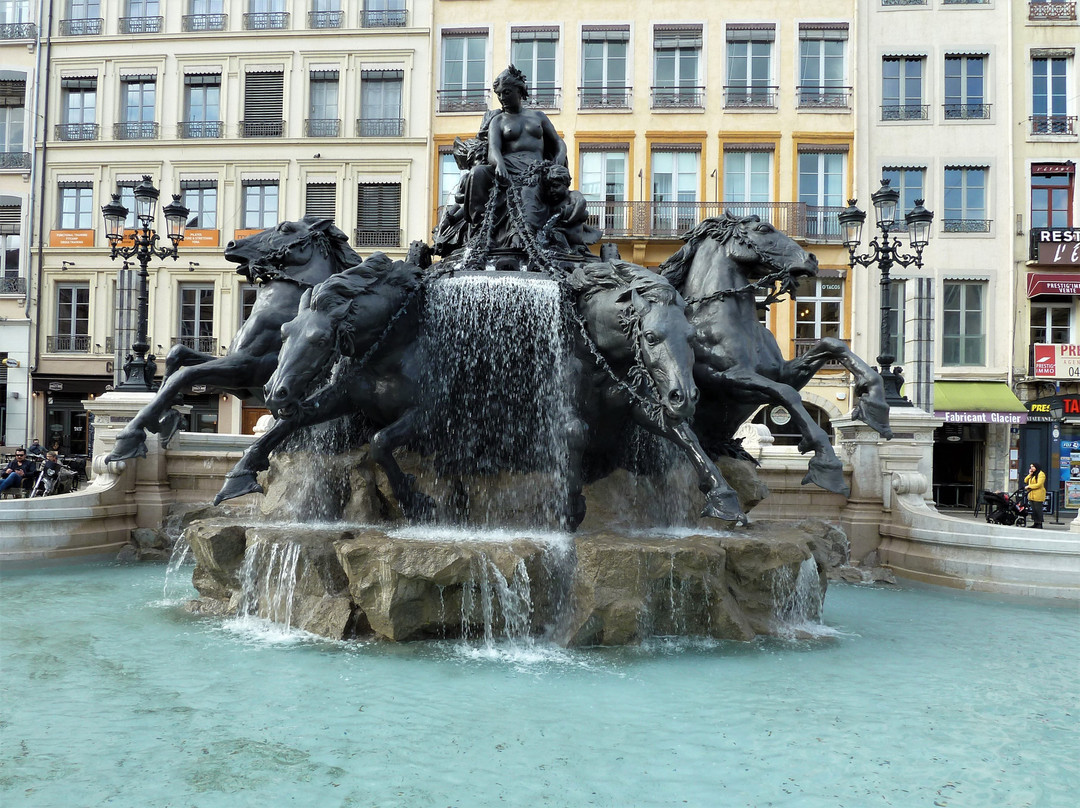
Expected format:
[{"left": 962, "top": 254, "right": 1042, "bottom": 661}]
[
  {"left": 1027, "top": 272, "right": 1080, "bottom": 297},
  {"left": 934, "top": 381, "right": 1028, "bottom": 425}
]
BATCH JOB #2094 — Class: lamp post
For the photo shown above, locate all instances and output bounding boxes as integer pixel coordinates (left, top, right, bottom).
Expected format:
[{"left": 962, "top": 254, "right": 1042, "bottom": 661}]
[
  {"left": 838, "top": 178, "right": 934, "bottom": 407},
  {"left": 101, "top": 176, "right": 188, "bottom": 391}
]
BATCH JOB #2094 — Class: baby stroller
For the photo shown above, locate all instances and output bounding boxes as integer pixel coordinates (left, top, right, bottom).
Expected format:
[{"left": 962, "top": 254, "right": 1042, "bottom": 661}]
[
  {"left": 29, "top": 461, "right": 79, "bottom": 498},
  {"left": 982, "top": 488, "right": 1028, "bottom": 527}
]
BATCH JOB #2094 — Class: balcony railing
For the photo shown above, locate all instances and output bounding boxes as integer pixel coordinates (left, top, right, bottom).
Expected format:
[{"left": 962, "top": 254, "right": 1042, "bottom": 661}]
[
  {"left": 944, "top": 103, "right": 991, "bottom": 120},
  {"left": 119, "top": 16, "right": 163, "bottom": 34},
  {"left": 240, "top": 120, "right": 285, "bottom": 137},
  {"left": 526, "top": 88, "right": 561, "bottom": 110},
  {"left": 651, "top": 86, "right": 705, "bottom": 109},
  {"left": 579, "top": 86, "right": 632, "bottom": 109},
  {"left": 308, "top": 10, "right": 343, "bottom": 29},
  {"left": 55, "top": 123, "right": 99, "bottom": 141},
  {"left": 882, "top": 104, "right": 929, "bottom": 121},
  {"left": 794, "top": 338, "right": 851, "bottom": 369},
  {"left": 47, "top": 335, "right": 92, "bottom": 354},
  {"left": 883, "top": 0, "right": 927, "bottom": 5},
  {"left": 59, "top": 18, "right": 103, "bottom": 36},
  {"left": 805, "top": 206, "right": 845, "bottom": 241},
  {"left": 0, "top": 152, "right": 31, "bottom": 170},
  {"left": 723, "top": 86, "right": 778, "bottom": 108},
  {"left": 943, "top": 218, "right": 992, "bottom": 233},
  {"left": 357, "top": 118, "right": 405, "bottom": 137},
  {"left": 305, "top": 118, "right": 340, "bottom": 137},
  {"left": 362, "top": 9, "right": 408, "bottom": 27},
  {"left": 114, "top": 121, "right": 160, "bottom": 140},
  {"left": 355, "top": 227, "right": 402, "bottom": 248},
  {"left": 581, "top": 201, "right": 827, "bottom": 241},
  {"left": 437, "top": 88, "right": 489, "bottom": 113},
  {"left": 179, "top": 120, "right": 224, "bottom": 139},
  {"left": 1029, "top": 1, "right": 1077, "bottom": 21},
  {"left": 796, "top": 86, "right": 852, "bottom": 109},
  {"left": 172, "top": 336, "right": 217, "bottom": 354},
  {"left": 1030, "top": 115, "right": 1077, "bottom": 135},
  {"left": 0, "top": 277, "right": 26, "bottom": 295},
  {"left": 943, "top": 0, "right": 990, "bottom": 4},
  {"left": 243, "top": 12, "right": 289, "bottom": 30},
  {"left": 0, "top": 22, "right": 36, "bottom": 39},
  {"left": 105, "top": 336, "right": 114, "bottom": 353},
  {"left": 182, "top": 14, "right": 228, "bottom": 32}
]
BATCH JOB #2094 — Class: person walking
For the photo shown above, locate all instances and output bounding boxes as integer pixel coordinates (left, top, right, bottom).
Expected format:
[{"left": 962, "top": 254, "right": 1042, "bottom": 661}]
[{"left": 1024, "top": 463, "right": 1047, "bottom": 529}]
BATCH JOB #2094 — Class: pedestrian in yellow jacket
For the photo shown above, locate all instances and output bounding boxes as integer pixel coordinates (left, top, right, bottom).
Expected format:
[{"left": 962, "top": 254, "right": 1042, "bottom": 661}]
[{"left": 1024, "top": 463, "right": 1046, "bottom": 529}]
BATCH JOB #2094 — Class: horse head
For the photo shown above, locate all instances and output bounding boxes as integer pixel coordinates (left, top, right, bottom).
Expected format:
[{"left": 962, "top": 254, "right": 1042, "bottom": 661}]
[{"left": 224, "top": 216, "right": 363, "bottom": 288}]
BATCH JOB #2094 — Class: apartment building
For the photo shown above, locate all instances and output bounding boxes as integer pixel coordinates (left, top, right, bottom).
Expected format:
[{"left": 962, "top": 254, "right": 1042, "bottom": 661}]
[
  {"left": 26, "top": 0, "right": 432, "bottom": 457},
  {"left": 430, "top": 0, "right": 861, "bottom": 446}
]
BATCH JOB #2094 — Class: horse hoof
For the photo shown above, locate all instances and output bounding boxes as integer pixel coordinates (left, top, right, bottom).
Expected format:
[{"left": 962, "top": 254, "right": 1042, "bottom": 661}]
[
  {"left": 802, "top": 461, "right": 849, "bottom": 496},
  {"left": 214, "top": 473, "right": 264, "bottom": 504},
  {"left": 853, "top": 397, "right": 893, "bottom": 440},
  {"left": 158, "top": 410, "right": 183, "bottom": 449},
  {"left": 400, "top": 491, "right": 436, "bottom": 522},
  {"left": 106, "top": 433, "right": 148, "bottom": 462},
  {"left": 563, "top": 494, "right": 587, "bottom": 532},
  {"left": 701, "top": 488, "right": 747, "bottom": 525}
]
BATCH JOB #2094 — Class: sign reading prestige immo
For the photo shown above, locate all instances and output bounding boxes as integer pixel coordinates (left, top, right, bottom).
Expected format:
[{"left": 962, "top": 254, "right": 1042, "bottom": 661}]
[{"left": 1034, "top": 343, "right": 1080, "bottom": 378}]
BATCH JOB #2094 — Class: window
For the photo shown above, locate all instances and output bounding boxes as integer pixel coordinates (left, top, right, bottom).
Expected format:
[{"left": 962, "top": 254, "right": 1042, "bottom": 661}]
[
  {"left": 116, "top": 180, "right": 139, "bottom": 229},
  {"left": 440, "top": 31, "right": 488, "bottom": 112},
  {"left": 309, "top": 0, "right": 341, "bottom": 29},
  {"left": 653, "top": 25, "right": 702, "bottom": 108},
  {"left": 944, "top": 55, "right": 987, "bottom": 120},
  {"left": 579, "top": 148, "right": 628, "bottom": 232},
  {"left": 242, "top": 71, "right": 284, "bottom": 137},
  {"left": 942, "top": 281, "right": 985, "bottom": 366},
  {"left": 1, "top": 1, "right": 31, "bottom": 24},
  {"left": 181, "top": 180, "right": 217, "bottom": 229},
  {"left": 1032, "top": 55, "right": 1072, "bottom": 134},
  {"left": 651, "top": 148, "right": 699, "bottom": 234},
  {"left": 182, "top": 74, "right": 221, "bottom": 138},
  {"left": 880, "top": 167, "right": 926, "bottom": 217},
  {"left": 1031, "top": 164, "right": 1074, "bottom": 229},
  {"left": 581, "top": 26, "right": 630, "bottom": 108},
  {"left": 55, "top": 283, "right": 90, "bottom": 352},
  {"left": 305, "top": 182, "right": 335, "bottom": 221},
  {"left": 58, "top": 182, "right": 93, "bottom": 229},
  {"left": 798, "top": 149, "right": 845, "bottom": 239},
  {"left": 882, "top": 57, "right": 925, "bottom": 120},
  {"left": 307, "top": 70, "right": 339, "bottom": 137},
  {"left": 240, "top": 286, "right": 258, "bottom": 326},
  {"left": 795, "top": 277, "right": 843, "bottom": 342},
  {"left": 1031, "top": 302, "right": 1071, "bottom": 346},
  {"left": 438, "top": 151, "right": 462, "bottom": 208},
  {"left": 178, "top": 284, "right": 215, "bottom": 353},
  {"left": 241, "top": 180, "right": 278, "bottom": 229},
  {"left": 363, "top": 0, "right": 405, "bottom": 28},
  {"left": 63, "top": 0, "right": 102, "bottom": 35},
  {"left": 511, "top": 27, "right": 559, "bottom": 108},
  {"left": 723, "top": 150, "right": 772, "bottom": 210},
  {"left": 887, "top": 279, "right": 905, "bottom": 365},
  {"left": 355, "top": 182, "right": 400, "bottom": 247},
  {"left": 944, "top": 166, "right": 988, "bottom": 232},
  {"left": 0, "top": 98, "right": 25, "bottom": 155},
  {"left": 58, "top": 78, "right": 96, "bottom": 141},
  {"left": 1, "top": 201, "right": 20, "bottom": 280},
  {"left": 797, "top": 25, "right": 848, "bottom": 108},
  {"left": 360, "top": 70, "right": 403, "bottom": 136},
  {"left": 185, "top": 0, "right": 225, "bottom": 31},
  {"left": 725, "top": 25, "right": 775, "bottom": 107},
  {"left": 118, "top": 76, "right": 157, "bottom": 139},
  {"left": 121, "top": 0, "right": 161, "bottom": 33}
]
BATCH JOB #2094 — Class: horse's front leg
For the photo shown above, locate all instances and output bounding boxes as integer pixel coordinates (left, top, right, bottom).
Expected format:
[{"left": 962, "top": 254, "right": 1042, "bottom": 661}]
[
  {"left": 368, "top": 407, "right": 434, "bottom": 521},
  {"left": 163, "top": 344, "right": 215, "bottom": 381}
]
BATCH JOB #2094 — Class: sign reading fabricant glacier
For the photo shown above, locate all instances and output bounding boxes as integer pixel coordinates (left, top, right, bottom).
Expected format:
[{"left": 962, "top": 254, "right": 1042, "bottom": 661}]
[
  {"left": 1032, "top": 343, "right": 1080, "bottom": 379},
  {"left": 933, "top": 410, "right": 1028, "bottom": 425}
]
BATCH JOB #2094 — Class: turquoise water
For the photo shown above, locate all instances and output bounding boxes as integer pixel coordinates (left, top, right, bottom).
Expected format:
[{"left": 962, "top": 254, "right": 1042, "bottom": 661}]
[{"left": 1, "top": 561, "right": 1077, "bottom": 808}]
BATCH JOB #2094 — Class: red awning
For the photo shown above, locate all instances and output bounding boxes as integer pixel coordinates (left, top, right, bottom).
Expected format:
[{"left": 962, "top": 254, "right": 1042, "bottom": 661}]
[{"left": 1027, "top": 272, "right": 1080, "bottom": 297}]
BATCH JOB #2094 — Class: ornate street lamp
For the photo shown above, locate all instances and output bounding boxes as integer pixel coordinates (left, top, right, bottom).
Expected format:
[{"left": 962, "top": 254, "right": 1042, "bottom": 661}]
[
  {"left": 102, "top": 175, "right": 189, "bottom": 391},
  {"left": 839, "top": 179, "right": 934, "bottom": 407}
]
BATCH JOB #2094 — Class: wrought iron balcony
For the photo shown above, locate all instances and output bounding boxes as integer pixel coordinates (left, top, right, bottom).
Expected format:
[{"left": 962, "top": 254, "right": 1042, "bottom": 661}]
[
  {"left": 47, "top": 335, "right": 92, "bottom": 354},
  {"left": 882, "top": 0, "right": 927, "bottom": 5},
  {"left": 796, "top": 86, "right": 852, "bottom": 109},
  {"left": 179, "top": 120, "right": 224, "bottom": 139},
  {"left": 794, "top": 338, "right": 851, "bottom": 369},
  {"left": 113, "top": 121, "right": 160, "bottom": 140},
  {"left": 240, "top": 120, "right": 285, "bottom": 137},
  {"left": 305, "top": 119, "right": 340, "bottom": 137},
  {"left": 944, "top": 103, "right": 991, "bottom": 120},
  {"left": 59, "top": 18, "right": 103, "bottom": 36},
  {"left": 1029, "top": 1, "right": 1077, "bottom": 21},
  {"left": 578, "top": 86, "right": 632, "bottom": 109},
  {"left": 437, "top": 88, "right": 489, "bottom": 113},
  {"left": 0, "top": 277, "right": 26, "bottom": 295},
  {"left": 182, "top": 14, "right": 228, "bottom": 32},
  {"left": 526, "top": 88, "right": 561, "bottom": 110},
  {"left": 243, "top": 12, "right": 289, "bottom": 30},
  {"left": 354, "top": 228, "right": 402, "bottom": 248},
  {"left": 651, "top": 87, "right": 705, "bottom": 109},
  {"left": 943, "top": 0, "right": 990, "bottom": 3},
  {"left": 0, "top": 22, "right": 36, "bottom": 39},
  {"left": 308, "top": 10, "right": 343, "bottom": 28},
  {"left": 804, "top": 206, "right": 845, "bottom": 241},
  {"left": 362, "top": 9, "right": 408, "bottom": 27},
  {"left": 581, "top": 200, "right": 814, "bottom": 241},
  {"left": 105, "top": 336, "right": 114, "bottom": 353},
  {"left": 1030, "top": 115, "right": 1077, "bottom": 135},
  {"left": 172, "top": 335, "right": 217, "bottom": 353},
  {"left": 723, "top": 86, "right": 778, "bottom": 109},
  {"left": 943, "top": 218, "right": 992, "bottom": 233},
  {"left": 882, "top": 104, "right": 930, "bottom": 121},
  {"left": 54, "top": 123, "right": 99, "bottom": 141},
  {"left": 0, "top": 152, "right": 31, "bottom": 170},
  {"left": 357, "top": 118, "right": 405, "bottom": 137},
  {"left": 119, "top": 16, "right": 162, "bottom": 34}
]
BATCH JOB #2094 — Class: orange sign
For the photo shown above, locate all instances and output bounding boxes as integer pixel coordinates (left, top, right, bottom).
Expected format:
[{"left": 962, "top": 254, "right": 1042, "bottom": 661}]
[
  {"left": 233, "top": 229, "right": 266, "bottom": 241},
  {"left": 49, "top": 230, "right": 95, "bottom": 248},
  {"left": 183, "top": 229, "right": 220, "bottom": 248}
]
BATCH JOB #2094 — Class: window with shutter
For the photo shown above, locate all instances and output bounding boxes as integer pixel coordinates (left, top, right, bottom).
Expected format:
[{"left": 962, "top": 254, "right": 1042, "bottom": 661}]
[
  {"left": 355, "top": 182, "right": 400, "bottom": 247},
  {"left": 242, "top": 72, "right": 284, "bottom": 137},
  {"left": 305, "top": 183, "right": 336, "bottom": 221}
]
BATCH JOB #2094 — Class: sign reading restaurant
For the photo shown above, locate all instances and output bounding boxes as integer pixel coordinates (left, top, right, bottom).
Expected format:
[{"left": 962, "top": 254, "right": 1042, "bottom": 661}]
[
  {"left": 1035, "top": 228, "right": 1080, "bottom": 266},
  {"left": 1033, "top": 343, "right": 1080, "bottom": 379}
]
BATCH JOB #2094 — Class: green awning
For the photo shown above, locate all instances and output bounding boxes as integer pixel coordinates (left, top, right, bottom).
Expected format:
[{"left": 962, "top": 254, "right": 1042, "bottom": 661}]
[{"left": 934, "top": 382, "right": 1028, "bottom": 424}]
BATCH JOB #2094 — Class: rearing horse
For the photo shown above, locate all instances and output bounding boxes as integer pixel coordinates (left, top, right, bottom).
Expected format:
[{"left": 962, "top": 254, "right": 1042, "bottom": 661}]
[{"left": 660, "top": 213, "right": 892, "bottom": 496}]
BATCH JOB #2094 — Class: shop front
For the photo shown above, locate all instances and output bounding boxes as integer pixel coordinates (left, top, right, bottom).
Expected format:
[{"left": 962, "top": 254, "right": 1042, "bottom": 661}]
[
  {"left": 31, "top": 374, "right": 111, "bottom": 459},
  {"left": 1020, "top": 394, "right": 1080, "bottom": 519}
]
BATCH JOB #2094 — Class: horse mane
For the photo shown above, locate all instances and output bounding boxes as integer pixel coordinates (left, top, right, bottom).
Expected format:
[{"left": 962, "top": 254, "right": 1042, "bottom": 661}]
[
  {"left": 301, "top": 216, "right": 364, "bottom": 270},
  {"left": 658, "top": 213, "right": 759, "bottom": 288},
  {"left": 309, "top": 252, "right": 421, "bottom": 312},
  {"left": 573, "top": 261, "right": 680, "bottom": 307}
]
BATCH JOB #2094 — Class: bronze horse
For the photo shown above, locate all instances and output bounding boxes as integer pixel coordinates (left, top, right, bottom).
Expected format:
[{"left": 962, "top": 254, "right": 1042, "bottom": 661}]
[
  {"left": 660, "top": 214, "right": 892, "bottom": 495},
  {"left": 106, "top": 217, "right": 361, "bottom": 463}
]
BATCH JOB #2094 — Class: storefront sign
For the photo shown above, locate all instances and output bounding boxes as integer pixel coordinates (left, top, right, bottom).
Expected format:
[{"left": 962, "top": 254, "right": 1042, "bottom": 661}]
[
  {"left": 1026, "top": 272, "right": 1080, "bottom": 297},
  {"left": 48, "top": 229, "right": 95, "bottom": 248},
  {"left": 1032, "top": 343, "right": 1080, "bottom": 378},
  {"left": 184, "top": 229, "right": 220, "bottom": 248},
  {"left": 934, "top": 411, "right": 1027, "bottom": 425},
  {"left": 1066, "top": 482, "right": 1080, "bottom": 510},
  {"left": 47, "top": 381, "right": 63, "bottom": 391},
  {"left": 233, "top": 229, "right": 265, "bottom": 241},
  {"left": 1035, "top": 229, "right": 1080, "bottom": 266}
]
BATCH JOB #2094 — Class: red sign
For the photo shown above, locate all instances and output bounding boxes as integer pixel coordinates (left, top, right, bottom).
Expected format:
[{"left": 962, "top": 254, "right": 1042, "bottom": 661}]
[
  {"left": 1033, "top": 343, "right": 1080, "bottom": 379},
  {"left": 1027, "top": 273, "right": 1080, "bottom": 297}
]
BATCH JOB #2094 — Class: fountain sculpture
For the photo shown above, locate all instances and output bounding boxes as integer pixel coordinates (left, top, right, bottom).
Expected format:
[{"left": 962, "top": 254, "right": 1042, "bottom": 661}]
[{"left": 114, "top": 67, "right": 893, "bottom": 645}]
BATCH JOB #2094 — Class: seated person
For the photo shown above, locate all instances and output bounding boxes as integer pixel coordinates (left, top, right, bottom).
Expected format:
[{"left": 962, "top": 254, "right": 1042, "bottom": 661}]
[
  {"left": 0, "top": 449, "right": 37, "bottom": 496},
  {"left": 36, "top": 451, "right": 74, "bottom": 496},
  {"left": 26, "top": 437, "right": 44, "bottom": 459}
]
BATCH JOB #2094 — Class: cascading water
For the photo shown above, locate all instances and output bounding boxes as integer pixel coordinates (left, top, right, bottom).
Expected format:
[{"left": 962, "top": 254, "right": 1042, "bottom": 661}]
[
  {"left": 770, "top": 557, "right": 825, "bottom": 638},
  {"left": 236, "top": 539, "right": 304, "bottom": 630}
]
